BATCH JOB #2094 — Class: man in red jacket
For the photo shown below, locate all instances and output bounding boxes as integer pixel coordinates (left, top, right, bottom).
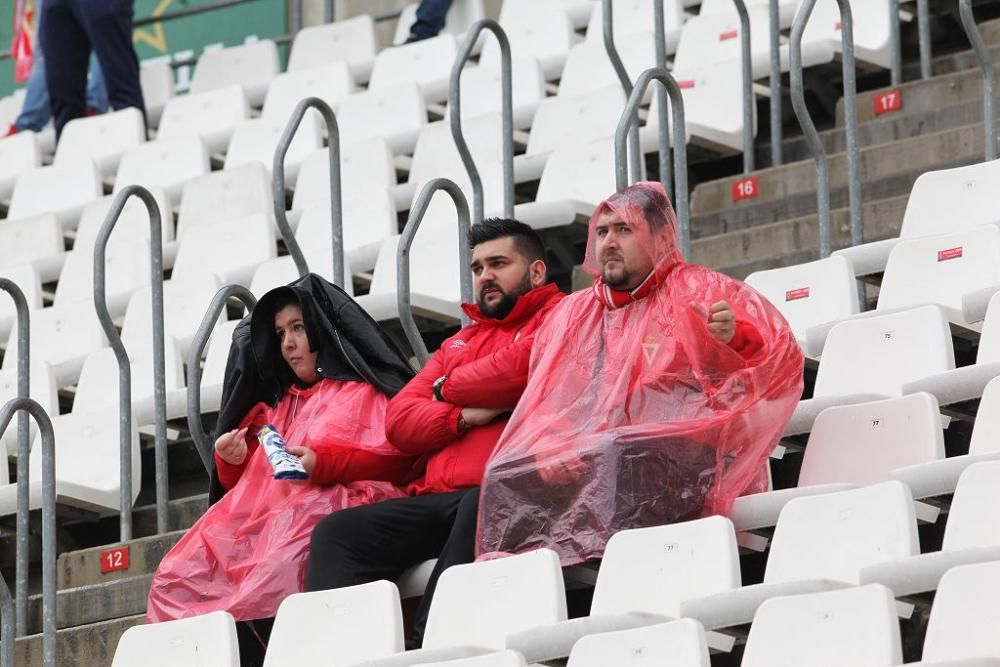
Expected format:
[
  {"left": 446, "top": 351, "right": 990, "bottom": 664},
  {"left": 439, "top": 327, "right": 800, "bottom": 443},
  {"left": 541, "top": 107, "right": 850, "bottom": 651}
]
[{"left": 305, "top": 218, "right": 564, "bottom": 647}]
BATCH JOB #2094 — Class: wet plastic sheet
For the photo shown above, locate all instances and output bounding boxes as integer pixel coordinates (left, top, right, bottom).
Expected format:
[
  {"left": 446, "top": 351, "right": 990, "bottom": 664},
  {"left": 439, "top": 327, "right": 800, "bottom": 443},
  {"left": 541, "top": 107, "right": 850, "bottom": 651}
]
[
  {"left": 477, "top": 182, "right": 803, "bottom": 565},
  {"left": 147, "top": 379, "right": 409, "bottom": 622}
]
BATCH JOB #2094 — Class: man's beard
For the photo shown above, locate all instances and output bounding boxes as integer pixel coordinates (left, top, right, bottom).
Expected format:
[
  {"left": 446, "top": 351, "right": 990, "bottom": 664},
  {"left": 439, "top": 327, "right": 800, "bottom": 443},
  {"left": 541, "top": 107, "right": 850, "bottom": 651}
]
[
  {"left": 600, "top": 255, "right": 633, "bottom": 289},
  {"left": 477, "top": 272, "right": 533, "bottom": 319}
]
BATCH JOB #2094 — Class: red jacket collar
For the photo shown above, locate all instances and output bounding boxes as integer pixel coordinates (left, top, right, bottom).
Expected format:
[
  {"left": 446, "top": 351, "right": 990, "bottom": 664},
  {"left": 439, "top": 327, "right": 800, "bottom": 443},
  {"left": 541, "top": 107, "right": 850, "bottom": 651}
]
[
  {"left": 593, "top": 271, "right": 657, "bottom": 309},
  {"left": 461, "top": 283, "right": 561, "bottom": 328}
]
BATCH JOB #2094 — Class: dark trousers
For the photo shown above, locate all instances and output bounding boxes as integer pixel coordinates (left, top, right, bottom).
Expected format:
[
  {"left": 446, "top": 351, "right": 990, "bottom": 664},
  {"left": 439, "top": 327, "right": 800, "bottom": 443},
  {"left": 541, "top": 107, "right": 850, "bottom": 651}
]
[
  {"left": 408, "top": 0, "right": 454, "bottom": 40},
  {"left": 306, "top": 488, "right": 480, "bottom": 647},
  {"left": 40, "top": 0, "right": 145, "bottom": 138}
]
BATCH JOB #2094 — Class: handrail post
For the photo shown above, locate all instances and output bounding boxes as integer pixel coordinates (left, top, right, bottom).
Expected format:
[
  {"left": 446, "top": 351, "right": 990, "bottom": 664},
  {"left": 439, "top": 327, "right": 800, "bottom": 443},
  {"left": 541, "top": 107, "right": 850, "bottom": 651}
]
[
  {"left": 0, "top": 570, "right": 13, "bottom": 667},
  {"left": 917, "top": 0, "right": 931, "bottom": 79},
  {"left": 615, "top": 67, "right": 690, "bottom": 258},
  {"left": 273, "top": 97, "right": 344, "bottom": 285},
  {"left": 397, "top": 178, "right": 473, "bottom": 365},
  {"left": 960, "top": 0, "right": 997, "bottom": 161},
  {"left": 732, "top": 0, "right": 755, "bottom": 172},
  {"left": 652, "top": 0, "right": 673, "bottom": 199},
  {"left": 768, "top": 0, "right": 782, "bottom": 166},
  {"left": 789, "top": 0, "right": 862, "bottom": 257},
  {"left": 0, "top": 281, "right": 29, "bottom": 637},
  {"left": 449, "top": 19, "right": 515, "bottom": 223},
  {"left": 186, "top": 285, "right": 257, "bottom": 474},
  {"left": 93, "top": 186, "right": 168, "bottom": 538},
  {"left": 0, "top": 398, "right": 56, "bottom": 667},
  {"left": 889, "top": 0, "right": 902, "bottom": 85},
  {"left": 602, "top": 0, "right": 642, "bottom": 183}
]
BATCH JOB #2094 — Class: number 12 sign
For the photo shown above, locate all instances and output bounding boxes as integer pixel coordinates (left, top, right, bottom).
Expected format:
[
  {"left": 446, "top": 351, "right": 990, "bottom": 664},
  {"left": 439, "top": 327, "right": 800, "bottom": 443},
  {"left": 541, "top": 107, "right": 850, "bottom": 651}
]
[
  {"left": 732, "top": 176, "right": 759, "bottom": 202},
  {"left": 100, "top": 546, "right": 130, "bottom": 574}
]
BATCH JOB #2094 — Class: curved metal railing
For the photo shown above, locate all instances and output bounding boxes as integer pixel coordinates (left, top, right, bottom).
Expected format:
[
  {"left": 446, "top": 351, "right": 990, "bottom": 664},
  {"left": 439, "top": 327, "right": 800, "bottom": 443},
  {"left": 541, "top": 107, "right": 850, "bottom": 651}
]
[
  {"left": 0, "top": 398, "right": 56, "bottom": 667},
  {"left": 789, "top": 0, "right": 862, "bottom": 258},
  {"left": 732, "top": 0, "right": 755, "bottom": 173},
  {"left": 272, "top": 97, "right": 345, "bottom": 286},
  {"left": 93, "top": 186, "right": 168, "bottom": 538},
  {"left": 186, "top": 285, "right": 257, "bottom": 472},
  {"left": 602, "top": 0, "right": 642, "bottom": 183},
  {"left": 615, "top": 67, "right": 691, "bottom": 257},
  {"left": 768, "top": 0, "right": 782, "bottom": 166},
  {"left": 652, "top": 0, "right": 673, "bottom": 199},
  {"left": 397, "top": 179, "right": 473, "bottom": 365},
  {"left": 959, "top": 0, "right": 997, "bottom": 161},
  {"left": 449, "top": 19, "right": 515, "bottom": 223}
]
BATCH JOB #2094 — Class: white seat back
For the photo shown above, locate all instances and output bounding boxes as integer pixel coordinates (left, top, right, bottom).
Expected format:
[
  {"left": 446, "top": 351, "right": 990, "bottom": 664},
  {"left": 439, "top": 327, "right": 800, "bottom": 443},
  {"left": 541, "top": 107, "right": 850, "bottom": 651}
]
[
  {"left": 584, "top": 0, "right": 685, "bottom": 52},
  {"left": 940, "top": 460, "right": 1000, "bottom": 551},
  {"left": 294, "top": 138, "right": 396, "bottom": 211},
  {"left": 535, "top": 139, "right": 617, "bottom": 207},
  {"left": 568, "top": 619, "right": 710, "bottom": 667},
  {"left": 423, "top": 548, "right": 567, "bottom": 650},
  {"left": 921, "top": 560, "right": 1000, "bottom": 662},
  {"left": 801, "top": 0, "right": 891, "bottom": 69},
  {"left": 559, "top": 33, "right": 658, "bottom": 99},
  {"left": 202, "top": 321, "right": 240, "bottom": 388},
  {"left": 9, "top": 159, "right": 102, "bottom": 228},
  {"left": 115, "top": 136, "right": 210, "bottom": 207},
  {"left": 172, "top": 212, "right": 275, "bottom": 286},
  {"left": 481, "top": 5, "right": 575, "bottom": 80},
  {"left": 261, "top": 61, "right": 356, "bottom": 124},
  {"left": 74, "top": 336, "right": 184, "bottom": 416},
  {"left": 814, "top": 305, "right": 955, "bottom": 398},
  {"left": 121, "top": 276, "right": 222, "bottom": 356},
  {"left": 409, "top": 114, "right": 507, "bottom": 186},
  {"left": 75, "top": 188, "right": 174, "bottom": 251},
  {"left": 55, "top": 107, "right": 146, "bottom": 179},
  {"left": 177, "top": 164, "right": 271, "bottom": 240},
  {"left": 139, "top": 60, "right": 174, "bottom": 128},
  {"left": 55, "top": 242, "right": 151, "bottom": 314},
  {"left": 157, "top": 85, "right": 249, "bottom": 155},
  {"left": 2, "top": 300, "right": 109, "bottom": 385},
  {"left": 591, "top": 516, "right": 741, "bottom": 618},
  {"left": 968, "top": 376, "right": 1000, "bottom": 456},
  {"left": 765, "top": 481, "right": 919, "bottom": 585},
  {"left": 223, "top": 114, "right": 322, "bottom": 184},
  {"left": 0, "top": 263, "right": 42, "bottom": 340},
  {"left": 452, "top": 57, "right": 545, "bottom": 128},
  {"left": 0, "top": 362, "right": 58, "bottom": 464},
  {"left": 900, "top": 159, "right": 1000, "bottom": 239},
  {"left": 191, "top": 40, "right": 280, "bottom": 107},
  {"left": 369, "top": 35, "right": 458, "bottom": 103},
  {"left": 741, "top": 584, "right": 902, "bottom": 667},
  {"left": 297, "top": 192, "right": 395, "bottom": 274},
  {"left": 527, "top": 87, "right": 625, "bottom": 156},
  {"left": 673, "top": 6, "right": 772, "bottom": 76},
  {"left": 287, "top": 15, "right": 378, "bottom": 79},
  {"left": 264, "top": 581, "right": 404, "bottom": 667},
  {"left": 336, "top": 82, "right": 427, "bottom": 154},
  {"left": 0, "top": 214, "right": 63, "bottom": 269},
  {"left": 112, "top": 610, "right": 239, "bottom": 667},
  {"left": 0, "top": 130, "right": 41, "bottom": 199}
]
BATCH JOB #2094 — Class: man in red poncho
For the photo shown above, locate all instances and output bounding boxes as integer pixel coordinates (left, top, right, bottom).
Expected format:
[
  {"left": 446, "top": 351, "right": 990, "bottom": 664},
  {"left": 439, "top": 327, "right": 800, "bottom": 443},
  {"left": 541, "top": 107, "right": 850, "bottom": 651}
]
[
  {"left": 306, "top": 218, "right": 564, "bottom": 647},
  {"left": 477, "top": 182, "right": 804, "bottom": 565}
]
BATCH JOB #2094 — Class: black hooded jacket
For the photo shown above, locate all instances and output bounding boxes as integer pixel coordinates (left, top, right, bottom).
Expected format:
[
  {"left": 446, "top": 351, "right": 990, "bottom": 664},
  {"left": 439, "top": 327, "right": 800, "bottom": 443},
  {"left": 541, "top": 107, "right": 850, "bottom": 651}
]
[{"left": 208, "top": 273, "right": 416, "bottom": 503}]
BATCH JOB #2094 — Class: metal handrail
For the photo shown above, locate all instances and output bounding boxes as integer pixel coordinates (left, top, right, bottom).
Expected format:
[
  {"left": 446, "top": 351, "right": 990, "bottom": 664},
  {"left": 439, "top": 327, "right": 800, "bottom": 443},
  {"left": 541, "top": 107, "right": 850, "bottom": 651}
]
[
  {"left": 890, "top": 0, "right": 902, "bottom": 85},
  {"left": 186, "top": 286, "right": 257, "bottom": 474},
  {"left": 960, "top": 0, "right": 997, "bottom": 161},
  {"left": 789, "top": 0, "right": 863, "bottom": 258},
  {"left": 272, "top": 97, "right": 344, "bottom": 286},
  {"left": 768, "top": 0, "right": 782, "bottom": 166},
  {"left": 0, "top": 398, "right": 56, "bottom": 667},
  {"left": 917, "top": 0, "right": 931, "bottom": 80},
  {"left": 0, "top": 281, "right": 29, "bottom": 637},
  {"left": 602, "top": 0, "right": 642, "bottom": 183},
  {"left": 0, "top": 570, "right": 12, "bottom": 667},
  {"left": 732, "top": 0, "right": 755, "bottom": 173},
  {"left": 397, "top": 179, "right": 473, "bottom": 365},
  {"left": 615, "top": 67, "right": 691, "bottom": 258},
  {"left": 652, "top": 0, "right": 673, "bottom": 199},
  {"left": 93, "top": 186, "right": 168, "bottom": 539},
  {"left": 449, "top": 19, "right": 515, "bottom": 224}
]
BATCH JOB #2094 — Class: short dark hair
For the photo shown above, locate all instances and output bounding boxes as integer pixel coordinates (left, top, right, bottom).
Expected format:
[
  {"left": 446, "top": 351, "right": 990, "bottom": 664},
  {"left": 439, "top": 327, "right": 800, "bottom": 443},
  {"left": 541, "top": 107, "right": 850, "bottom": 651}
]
[{"left": 468, "top": 217, "right": 546, "bottom": 264}]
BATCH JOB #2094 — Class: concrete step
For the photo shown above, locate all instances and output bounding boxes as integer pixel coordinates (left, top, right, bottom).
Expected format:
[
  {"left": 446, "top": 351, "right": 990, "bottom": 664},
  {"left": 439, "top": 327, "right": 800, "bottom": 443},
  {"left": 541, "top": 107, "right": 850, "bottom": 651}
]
[
  {"left": 690, "top": 121, "right": 987, "bottom": 218},
  {"left": 25, "top": 574, "right": 152, "bottom": 634},
  {"left": 14, "top": 614, "right": 143, "bottom": 667},
  {"left": 57, "top": 530, "right": 185, "bottom": 590},
  {"left": 130, "top": 493, "right": 207, "bottom": 539}
]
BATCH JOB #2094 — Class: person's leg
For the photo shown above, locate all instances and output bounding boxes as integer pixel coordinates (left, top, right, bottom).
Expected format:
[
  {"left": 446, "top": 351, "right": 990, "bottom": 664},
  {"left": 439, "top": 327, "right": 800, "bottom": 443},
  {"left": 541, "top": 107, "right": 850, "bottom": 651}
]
[
  {"left": 407, "top": 0, "right": 454, "bottom": 41},
  {"left": 39, "top": 0, "right": 89, "bottom": 138},
  {"left": 74, "top": 0, "right": 145, "bottom": 122},
  {"left": 85, "top": 53, "right": 109, "bottom": 114},
  {"left": 305, "top": 491, "right": 468, "bottom": 592},
  {"left": 410, "top": 487, "right": 480, "bottom": 646},
  {"left": 13, "top": 51, "right": 51, "bottom": 131}
]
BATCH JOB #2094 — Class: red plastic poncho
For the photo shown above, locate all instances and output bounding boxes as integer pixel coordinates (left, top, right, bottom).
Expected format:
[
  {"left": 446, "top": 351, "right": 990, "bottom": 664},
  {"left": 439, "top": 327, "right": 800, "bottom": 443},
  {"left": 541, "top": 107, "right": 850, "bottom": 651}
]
[
  {"left": 147, "top": 379, "right": 413, "bottom": 622},
  {"left": 477, "top": 182, "right": 804, "bottom": 565}
]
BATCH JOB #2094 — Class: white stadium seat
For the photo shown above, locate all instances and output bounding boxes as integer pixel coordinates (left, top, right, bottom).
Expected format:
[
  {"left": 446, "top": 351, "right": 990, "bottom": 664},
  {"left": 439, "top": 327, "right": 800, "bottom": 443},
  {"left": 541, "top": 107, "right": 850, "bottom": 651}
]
[
  {"left": 792, "top": 0, "right": 892, "bottom": 71},
  {"left": 414, "top": 651, "right": 528, "bottom": 667},
  {"left": 114, "top": 135, "right": 210, "bottom": 207},
  {"left": 566, "top": 620, "right": 710, "bottom": 667},
  {"left": 121, "top": 275, "right": 223, "bottom": 357},
  {"left": 177, "top": 164, "right": 272, "bottom": 241},
  {"left": 914, "top": 560, "right": 1000, "bottom": 664},
  {"left": 293, "top": 138, "right": 397, "bottom": 213},
  {"left": 0, "top": 263, "right": 42, "bottom": 341},
  {"left": 336, "top": 82, "right": 428, "bottom": 155},
  {"left": 499, "top": 0, "right": 596, "bottom": 30},
  {"left": 296, "top": 192, "right": 395, "bottom": 275},
  {"left": 156, "top": 85, "right": 250, "bottom": 155},
  {"left": 287, "top": 14, "right": 378, "bottom": 82},
  {"left": 369, "top": 35, "right": 459, "bottom": 104},
  {"left": 74, "top": 187, "right": 174, "bottom": 252},
  {"left": 451, "top": 56, "right": 546, "bottom": 130},
  {"left": 191, "top": 40, "right": 280, "bottom": 107},
  {"left": 112, "top": 610, "right": 239, "bottom": 667},
  {"left": 673, "top": 5, "right": 775, "bottom": 78},
  {"left": 0, "top": 213, "right": 64, "bottom": 281},
  {"left": 223, "top": 113, "right": 322, "bottom": 185},
  {"left": 583, "top": 0, "right": 686, "bottom": 55},
  {"left": 0, "top": 130, "right": 41, "bottom": 201},
  {"left": 261, "top": 61, "right": 356, "bottom": 124},
  {"left": 55, "top": 107, "right": 146, "bottom": 179},
  {"left": 54, "top": 240, "right": 151, "bottom": 319},
  {"left": 558, "top": 32, "right": 659, "bottom": 101},
  {"left": 199, "top": 320, "right": 240, "bottom": 414},
  {"left": 172, "top": 212, "right": 276, "bottom": 286},
  {"left": 0, "top": 361, "right": 58, "bottom": 461},
  {"left": 481, "top": 4, "right": 576, "bottom": 81},
  {"left": 139, "top": 60, "right": 174, "bottom": 129},
  {"left": 8, "top": 159, "right": 102, "bottom": 229},
  {"left": 699, "top": 0, "right": 800, "bottom": 28},
  {"left": 525, "top": 87, "right": 625, "bottom": 157}
]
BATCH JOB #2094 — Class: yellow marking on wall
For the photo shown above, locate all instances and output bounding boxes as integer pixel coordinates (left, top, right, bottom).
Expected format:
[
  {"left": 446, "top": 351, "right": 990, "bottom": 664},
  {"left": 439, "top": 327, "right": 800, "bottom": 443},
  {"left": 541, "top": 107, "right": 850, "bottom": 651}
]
[{"left": 132, "top": 0, "right": 174, "bottom": 53}]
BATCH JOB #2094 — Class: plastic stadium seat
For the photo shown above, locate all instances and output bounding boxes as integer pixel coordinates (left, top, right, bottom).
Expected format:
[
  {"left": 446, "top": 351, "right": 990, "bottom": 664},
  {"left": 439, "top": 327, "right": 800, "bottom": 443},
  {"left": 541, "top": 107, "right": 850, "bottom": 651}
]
[
  {"left": 263, "top": 581, "right": 404, "bottom": 666},
  {"left": 731, "top": 393, "right": 945, "bottom": 532},
  {"left": 0, "top": 90, "right": 27, "bottom": 129},
  {"left": 836, "top": 159, "right": 1000, "bottom": 278},
  {"left": 786, "top": 305, "right": 955, "bottom": 436},
  {"left": 336, "top": 82, "right": 427, "bottom": 155},
  {"left": 679, "top": 481, "right": 919, "bottom": 630},
  {"left": 287, "top": 15, "right": 378, "bottom": 83},
  {"left": 75, "top": 188, "right": 174, "bottom": 253},
  {"left": 913, "top": 561, "right": 1000, "bottom": 664},
  {"left": 699, "top": 0, "right": 800, "bottom": 28},
  {"left": 191, "top": 40, "right": 280, "bottom": 107},
  {"left": 393, "top": 0, "right": 486, "bottom": 45},
  {"left": 892, "top": 375, "right": 1000, "bottom": 499},
  {"left": 112, "top": 610, "right": 239, "bottom": 667},
  {"left": 500, "top": 0, "right": 596, "bottom": 29},
  {"left": 156, "top": 85, "right": 250, "bottom": 155},
  {"left": 261, "top": 62, "right": 356, "bottom": 124},
  {"left": 369, "top": 35, "right": 459, "bottom": 104},
  {"left": 2, "top": 300, "right": 109, "bottom": 386},
  {"left": 860, "top": 461, "right": 1000, "bottom": 597},
  {"left": 54, "top": 241, "right": 151, "bottom": 319},
  {"left": 223, "top": 113, "right": 322, "bottom": 185},
  {"left": 745, "top": 254, "right": 860, "bottom": 351},
  {"left": 0, "top": 130, "right": 41, "bottom": 201},
  {"left": 121, "top": 275, "right": 223, "bottom": 357},
  {"left": 413, "top": 652, "right": 527, "bottom": 667},
  {"left": 296, "top": 191, "right": 395, "bottom": 275},
  {"left": 0, "top": 361, "right": 58, "bottom": 461},
  {"left": 480, "top": 4, "right": 576, "bottom": 80},
  {"left": 0, "top": 406, "right": 140, "bottom": 515},
  {"left": 0, "top": 263, "right": 42, "bottom": 341},
  {"left": 525, "top": 87, "right": 625, "bottom": 157},
  {"left": 8, "top": 159, "right": 102, "bottom": 229},
  {"left": 558, "top": 33, "right": 659, "bottom": 101},
  {"left": 294, "top": 138, "right": 397, "bottom": 213},
  {"left": 362, "top": 549, "right": 567, "bottom": 667},
  {"left": 139, "top": 60, "right": 174, "bottom": 129},
  {"left": 792, "top": 0, "right": 892, "bottom": 71},
  {"left": 114, "top": 135, "right": 210, "bottom": 207},
  {"left": 199, "top": 320, "right": 240, "bottom": 414},
  {"left": 507, "top": 516, "right": 739, "bottom": 663},
  {"left": 566, "top": 620, "right": 710, "bottom": 667},
  {"left": 583, "top": 0, "right": 685, "bottom": 54},
  {"left": 55, "top": 107, "right": 146, "bottom": 179},
  {"left": 451, "top": 56, "right": 546, "bottom": 130},
  {"left": 741, "top": 584, "right": 902, "bottom": 667},
  {"left": 673, "top": 5, "right": 776, "bottom": 78},
  {"left": 172, "top": 212, "right": 275, "bottom": 286},
  {"left": 0, "top": 213, "right": 64, "bottom": 280},
  {"left": 177, "top": 164, "right": 271, "bottom": 241}
]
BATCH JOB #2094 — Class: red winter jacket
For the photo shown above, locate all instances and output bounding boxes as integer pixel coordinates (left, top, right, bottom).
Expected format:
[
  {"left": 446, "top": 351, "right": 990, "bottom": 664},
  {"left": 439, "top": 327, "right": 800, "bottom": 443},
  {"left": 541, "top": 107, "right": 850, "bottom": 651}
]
[{"left": 386, "top": 283, "right": 565, "bottom": 495}]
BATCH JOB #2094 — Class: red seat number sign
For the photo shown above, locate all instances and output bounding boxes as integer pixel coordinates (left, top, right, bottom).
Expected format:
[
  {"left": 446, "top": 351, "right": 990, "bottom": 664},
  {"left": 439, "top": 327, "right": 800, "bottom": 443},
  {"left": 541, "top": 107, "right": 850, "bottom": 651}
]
[
  {"left": 100, "top": 546, "right": 130, "bottom": 574},
  {"left": 786, "top": 287, "right": 811, "bottom": 301},
  {"left": 874, "top": 89, "right": 902, "bottom": 115},
  {"left": 732, "top": 176, "right": 759, "bottom": 202},
  {"left": 719, "top": 29, "right": 738, "bottom": 41},
  {"left": 938, "top": 247, "right": 963, "bottom": 262}
]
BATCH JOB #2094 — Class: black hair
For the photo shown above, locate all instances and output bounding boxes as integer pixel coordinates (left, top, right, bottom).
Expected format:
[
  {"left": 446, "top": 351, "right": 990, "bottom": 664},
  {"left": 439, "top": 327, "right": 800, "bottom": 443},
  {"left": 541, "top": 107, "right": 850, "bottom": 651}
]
[{"left": 468, "top": 217, "right": 547, "bottom": 265}]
